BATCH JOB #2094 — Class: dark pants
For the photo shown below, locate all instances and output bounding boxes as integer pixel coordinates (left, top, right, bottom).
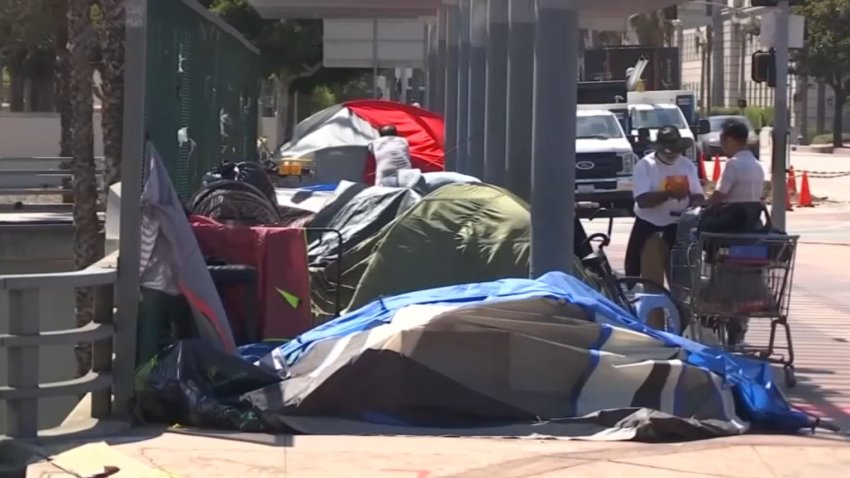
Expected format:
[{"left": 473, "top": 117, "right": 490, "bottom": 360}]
[{"left": 624, "top": 217, "right": 677, "bottom": 278}]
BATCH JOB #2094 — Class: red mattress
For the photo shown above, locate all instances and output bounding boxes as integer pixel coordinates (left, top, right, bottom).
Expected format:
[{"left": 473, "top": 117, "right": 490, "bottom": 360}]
[{"left": 190, "top": 216, "right": 312, "bottom": 341}]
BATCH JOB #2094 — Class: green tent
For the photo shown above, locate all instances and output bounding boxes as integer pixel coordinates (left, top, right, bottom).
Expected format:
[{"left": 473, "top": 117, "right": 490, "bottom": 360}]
[{"left": 345, "top": 182, "right": 602, "bottom": 313}]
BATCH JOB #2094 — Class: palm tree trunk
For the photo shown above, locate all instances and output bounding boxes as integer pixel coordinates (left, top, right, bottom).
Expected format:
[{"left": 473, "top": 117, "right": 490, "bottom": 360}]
[
  {"left": 98, "top": 0, "right": 125, "bottom": 186},
  {"left": 69, "top": 0, "right": 102, "bottom": 377},
  {"left": 54, "top": 0, "right": 73, "bottom": 202}
]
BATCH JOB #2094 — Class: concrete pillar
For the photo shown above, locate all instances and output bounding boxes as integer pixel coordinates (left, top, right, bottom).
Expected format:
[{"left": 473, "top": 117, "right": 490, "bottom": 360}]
[
  {"left": 466, "top": 0, "right": 487, "bottom": 179},
  {"left": 505, "top": 0, "right": 534, "bottom": 201},
  {"left": 456, "top": 0, "right": 471, "bottom": 174},
  {"left": 530, "top": 0, "right": 579, "bottom": 277},
  {"left": 443, "top": 6, "right": 459, "bottom": 172},
  {"left": 483, "top": 0, "right": 508, "bottom": 186}
]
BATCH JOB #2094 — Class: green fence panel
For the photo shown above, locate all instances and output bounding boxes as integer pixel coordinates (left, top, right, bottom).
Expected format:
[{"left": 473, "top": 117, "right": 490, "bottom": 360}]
[{"left": 145, "top": 0, "right": 260, "bottom": 199}]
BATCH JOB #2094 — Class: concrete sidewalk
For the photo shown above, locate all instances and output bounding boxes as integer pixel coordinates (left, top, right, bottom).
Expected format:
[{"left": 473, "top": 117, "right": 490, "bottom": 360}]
[{"left": 25, "top": 430, "right": 850, "bottom": 477}]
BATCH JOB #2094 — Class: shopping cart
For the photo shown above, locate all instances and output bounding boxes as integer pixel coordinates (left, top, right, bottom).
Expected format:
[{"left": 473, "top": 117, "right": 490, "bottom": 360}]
[{"left": 670, "top": 206, "right": 800, "bottom": 386}]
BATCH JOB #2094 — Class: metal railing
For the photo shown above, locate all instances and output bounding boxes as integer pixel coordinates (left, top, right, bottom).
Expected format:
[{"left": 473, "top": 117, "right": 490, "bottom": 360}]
[
  {"left": 0, "top": 157, "right": 106, "bottom": 209},
  {"left": 0, "top": 256, "right": 118, "bottom": 438}
]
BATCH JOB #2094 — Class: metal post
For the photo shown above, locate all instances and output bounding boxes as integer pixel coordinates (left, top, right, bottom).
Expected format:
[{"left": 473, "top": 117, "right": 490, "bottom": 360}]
[
  {"left": 423, "top": 23, "right": 430, "bottom": 107},
  {"left": 456, "top": 0, "right": 471, "bottom": 174},
  {"left": 505, "top": 0, "right": 534, "bottom": 201},
  {"left": 434, "top": 11, "right": 447, "bottom": 114},
  {"left": 444, "top": 5, "right": 459, "bottom": 172},
  {"left": 530, "top": 0, "right": 578, "bottom": 277},
  {"left": 113, "top": 0, "right": 146, "bottom": 418},
  {"left": 711, "top": 0, "right": 725, "bottom": 107},
  {"left": 484, "top": 0, "right": 508, "bottom": 186},
  {"left": 771, "top": 0, "right": 790, "bottom": 231},
  {"left": 467, "top": 0, "right": 487, "bottom": 179},
  {"left": 372, "top": 18, "right": 380, "bottom": 99}
]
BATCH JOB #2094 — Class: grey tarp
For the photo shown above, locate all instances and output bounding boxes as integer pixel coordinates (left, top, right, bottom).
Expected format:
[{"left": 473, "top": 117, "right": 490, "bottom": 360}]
[
  {"left": 140, "top": 144, "right": 236, "bottom": 352},
  {"left": 245, "top": 288, "right": 746, "bottom": 440},
  {"left": 307, "top": 184, "right": 421, "bottom": 322}
]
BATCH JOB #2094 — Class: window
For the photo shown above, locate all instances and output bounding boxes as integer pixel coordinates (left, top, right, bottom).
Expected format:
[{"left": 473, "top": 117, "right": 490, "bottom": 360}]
[
  {"left": 631, "top": 107, "right": 689, "bottom": 129},
  {"left": 576, "top": 115, "right": 625, "bottom": 139}
]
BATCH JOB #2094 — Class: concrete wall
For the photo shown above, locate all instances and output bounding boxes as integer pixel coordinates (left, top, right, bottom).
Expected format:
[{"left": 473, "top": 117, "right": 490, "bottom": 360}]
[
  {"left": 0, "top": 224, "right": 81, "bottom": 433},
  {"left": 0, "top": 112, "right": 104, "bottom": 158}
]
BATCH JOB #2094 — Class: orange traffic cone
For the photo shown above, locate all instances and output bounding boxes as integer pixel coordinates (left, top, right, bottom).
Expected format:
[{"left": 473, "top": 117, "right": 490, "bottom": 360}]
[
  {"left": 698, "top": 151, "right": 708, "bottom": 182},
  {"left": 798, "top": 171, "right": 814, "bottom": 207},
  {"left": 787, "top": 166, "right": 797, "bottom": 195},
  {"left": 712, "top": 155, "right": 722, "bottom": 182}
]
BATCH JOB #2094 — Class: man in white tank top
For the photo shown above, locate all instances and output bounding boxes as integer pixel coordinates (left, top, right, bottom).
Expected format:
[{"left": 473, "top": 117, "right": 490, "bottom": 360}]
[{"left": 369, "top": 125, "right": 412, "bottom": 187}]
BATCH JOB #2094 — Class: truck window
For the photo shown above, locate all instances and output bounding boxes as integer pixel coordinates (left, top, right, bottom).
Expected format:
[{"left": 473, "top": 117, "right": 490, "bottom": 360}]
[
  {"left": 631, "top": 107, "right": 688, "bottom": 130},
  {"left": 576, "top": 115, "right": 624, "bottom": 139}
]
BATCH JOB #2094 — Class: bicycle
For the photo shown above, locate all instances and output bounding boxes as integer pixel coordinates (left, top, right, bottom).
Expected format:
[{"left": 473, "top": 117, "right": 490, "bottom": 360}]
[{"left": 578, "top": 202, "right": 688, "bottom": 335}]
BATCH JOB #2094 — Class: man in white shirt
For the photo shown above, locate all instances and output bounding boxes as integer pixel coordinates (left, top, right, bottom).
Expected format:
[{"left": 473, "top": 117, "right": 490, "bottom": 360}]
[
  {"left": 625, "top": 126, "right": 705, "bottom": 328},
  {"left": 709, "top": 120, "right": 765, "bottom": 205},
  {"left": 368, "top": 125, "right": 412, "bottom": 187}
]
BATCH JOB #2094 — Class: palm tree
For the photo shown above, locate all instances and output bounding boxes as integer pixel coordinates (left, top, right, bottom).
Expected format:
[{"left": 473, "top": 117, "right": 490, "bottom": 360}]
[
  {"left": 68, "top": 0, "right": 102, "bottom": 377},
  {"left": 96, "top": 0, "right": 124, "bottom": 186},
  {"left": 53, "top": 0, "right": 71, "bottom": 158},
  {"left": 629, "top": 11, "right": 674, "bottom": 47}
]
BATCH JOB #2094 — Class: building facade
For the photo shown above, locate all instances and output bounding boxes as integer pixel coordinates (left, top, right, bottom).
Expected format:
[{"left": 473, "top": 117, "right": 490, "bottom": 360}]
[{"left": 675, "top": 0, "right": 845, "bottom": 142}]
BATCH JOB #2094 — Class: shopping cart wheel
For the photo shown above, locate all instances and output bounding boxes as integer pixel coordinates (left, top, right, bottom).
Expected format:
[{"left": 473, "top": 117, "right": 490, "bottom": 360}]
[{"left": 784, "top": 365, "right": 797, "bottom": 388}]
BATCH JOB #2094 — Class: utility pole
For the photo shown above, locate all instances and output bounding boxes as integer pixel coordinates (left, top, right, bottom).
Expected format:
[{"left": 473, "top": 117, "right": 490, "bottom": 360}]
[
  {"left": 711, "top": 0, "right": 725, "bottom": 108},
  {"left": 771, "top": 0, "right": 790, "bottom": 231}
]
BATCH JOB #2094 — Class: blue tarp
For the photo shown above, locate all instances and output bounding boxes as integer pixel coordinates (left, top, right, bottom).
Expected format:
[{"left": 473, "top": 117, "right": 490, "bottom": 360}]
[
  {"left": 270, "top": 271, "right": 811, "bottom": 432},
  {"left": 298, "top": 183, "right": 339, "bottom": 192}
]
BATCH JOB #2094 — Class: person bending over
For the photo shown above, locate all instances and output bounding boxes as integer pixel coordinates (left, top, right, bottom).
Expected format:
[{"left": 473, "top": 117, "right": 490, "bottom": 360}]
[
  {"left": 624, "top": 126, "right": 705, "bottom": 327},
  {"left": 369, "top": 125, "right": 412, "bottom": 187}
]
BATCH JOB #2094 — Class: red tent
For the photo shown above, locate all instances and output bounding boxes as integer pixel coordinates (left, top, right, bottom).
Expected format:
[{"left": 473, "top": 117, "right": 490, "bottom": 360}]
[{"left": 279, "top": 100, "right": 445, "bottom": 183}]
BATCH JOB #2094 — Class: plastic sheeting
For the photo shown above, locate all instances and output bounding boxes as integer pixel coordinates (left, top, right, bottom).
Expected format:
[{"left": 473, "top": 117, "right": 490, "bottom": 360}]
[
  {"left": 276, "top": 272, "right": 811, "bottom": 433},
  {"left": 135, "top": 340, "right": 281, "bottom": 432}
]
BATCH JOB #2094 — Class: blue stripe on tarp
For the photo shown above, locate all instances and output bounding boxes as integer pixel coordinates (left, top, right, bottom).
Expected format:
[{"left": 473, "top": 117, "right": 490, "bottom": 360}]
[
  {"left": 298, "top": 183, "right": 339, "bottom": 192},
  {"left": 568, "top": 325, "right": 613, "bottom": 417},
  {"left": 260, "top": 272, "right": 810, "bottom": 432}
]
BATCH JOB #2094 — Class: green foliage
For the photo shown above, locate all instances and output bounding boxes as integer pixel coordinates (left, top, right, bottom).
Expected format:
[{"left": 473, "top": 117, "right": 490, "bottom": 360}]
[
  {"left": 309, "top": 85, "right": 337, "bottom": 110},
  {"left": 793, "top": 0, "right": 850, "bottom": 91},
  {"left": 793, "top": 0, "right": 850, "bottom": 146},
  {"left": 811, "top": 132, "right": 850, "bottom": 145}
]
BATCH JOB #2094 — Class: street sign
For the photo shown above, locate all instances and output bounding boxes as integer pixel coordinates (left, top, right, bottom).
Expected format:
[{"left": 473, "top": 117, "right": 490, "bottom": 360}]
[
  {"left": 760, "top": 12, "right": 805, "bottom": 50},
  {"left": 323, "top": 18, "right": 426, "bottom": 69}
]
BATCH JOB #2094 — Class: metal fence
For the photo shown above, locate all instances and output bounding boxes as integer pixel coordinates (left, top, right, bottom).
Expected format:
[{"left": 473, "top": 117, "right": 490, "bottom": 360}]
[{"left": 146, "top": 0, "right": 261, "bottom": 199}]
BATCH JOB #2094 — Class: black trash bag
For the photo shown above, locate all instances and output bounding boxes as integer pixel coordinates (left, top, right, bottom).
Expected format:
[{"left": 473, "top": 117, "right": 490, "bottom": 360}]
[{"left": 134, "top": 340, "right": 283, "bottom": 432}]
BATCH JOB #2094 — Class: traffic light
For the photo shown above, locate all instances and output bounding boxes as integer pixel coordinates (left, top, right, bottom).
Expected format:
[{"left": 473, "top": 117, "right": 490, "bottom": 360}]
[
  {"left": 752, "top": 50, "right": 776, "bottom": 88},
  {"left": 663, "top": 6, "right": 677, "bottom": 21}
]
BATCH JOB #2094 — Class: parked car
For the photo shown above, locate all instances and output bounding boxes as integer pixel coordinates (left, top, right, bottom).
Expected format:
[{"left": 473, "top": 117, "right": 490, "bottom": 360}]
[{"left": 698, "top": 115, "right": 760, "bottom": 160}]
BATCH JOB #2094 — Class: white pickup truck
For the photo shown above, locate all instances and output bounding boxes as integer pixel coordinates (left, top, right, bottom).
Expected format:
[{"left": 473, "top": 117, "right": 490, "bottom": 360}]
[{"left": 574, "top": 109, "right": 639, "bottom": 210}]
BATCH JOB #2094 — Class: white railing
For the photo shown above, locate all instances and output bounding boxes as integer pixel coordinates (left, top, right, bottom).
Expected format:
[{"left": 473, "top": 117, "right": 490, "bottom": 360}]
[{"left": 0, "top": 256, "right": 120, "bottom": 438}]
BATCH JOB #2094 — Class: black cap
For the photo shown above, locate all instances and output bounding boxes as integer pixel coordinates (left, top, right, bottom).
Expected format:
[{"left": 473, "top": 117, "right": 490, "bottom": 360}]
[{"left": 654, "top": 125, "right": 694, "bottom": 155}]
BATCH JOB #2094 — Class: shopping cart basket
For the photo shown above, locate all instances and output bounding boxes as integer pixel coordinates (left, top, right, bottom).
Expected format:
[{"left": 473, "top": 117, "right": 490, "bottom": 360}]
[{"left": 672, "top": 230, "right": 800, "bottom": 386}]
